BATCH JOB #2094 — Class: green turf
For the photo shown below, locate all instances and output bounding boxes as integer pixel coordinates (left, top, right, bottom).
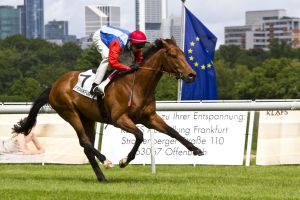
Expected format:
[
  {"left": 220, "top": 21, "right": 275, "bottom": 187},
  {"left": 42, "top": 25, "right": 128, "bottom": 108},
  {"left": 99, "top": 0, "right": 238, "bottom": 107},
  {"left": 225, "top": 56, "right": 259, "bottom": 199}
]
[{"left": 0, "top": 164, "right": 299, "bottom": 200}]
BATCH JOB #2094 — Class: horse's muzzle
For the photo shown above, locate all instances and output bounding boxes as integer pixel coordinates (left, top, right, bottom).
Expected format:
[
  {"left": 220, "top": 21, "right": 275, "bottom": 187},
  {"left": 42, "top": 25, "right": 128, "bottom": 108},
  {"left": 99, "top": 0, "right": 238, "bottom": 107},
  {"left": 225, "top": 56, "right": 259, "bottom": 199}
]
[{"left": 183, "top": 73, "right": 196, "bottom": 83}]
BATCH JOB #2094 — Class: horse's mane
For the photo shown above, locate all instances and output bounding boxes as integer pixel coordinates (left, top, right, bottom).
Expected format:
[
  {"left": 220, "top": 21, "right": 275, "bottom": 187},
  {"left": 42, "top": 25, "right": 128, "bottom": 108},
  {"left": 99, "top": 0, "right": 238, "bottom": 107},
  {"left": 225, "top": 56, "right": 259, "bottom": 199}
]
[
  {"left": 142, "top": 39, "right": 176, "bottom": 65},
  {"left": 115, "top": 38, "right": 177, "bottom": 78}
]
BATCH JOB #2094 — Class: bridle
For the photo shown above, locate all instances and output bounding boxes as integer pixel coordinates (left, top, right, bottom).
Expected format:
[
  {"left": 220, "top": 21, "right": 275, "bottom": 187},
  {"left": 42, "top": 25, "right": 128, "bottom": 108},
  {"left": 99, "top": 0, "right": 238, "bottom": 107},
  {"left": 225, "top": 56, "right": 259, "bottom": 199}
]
[{"left": 138, "top": 47, "right": 184, "bottom": 79}]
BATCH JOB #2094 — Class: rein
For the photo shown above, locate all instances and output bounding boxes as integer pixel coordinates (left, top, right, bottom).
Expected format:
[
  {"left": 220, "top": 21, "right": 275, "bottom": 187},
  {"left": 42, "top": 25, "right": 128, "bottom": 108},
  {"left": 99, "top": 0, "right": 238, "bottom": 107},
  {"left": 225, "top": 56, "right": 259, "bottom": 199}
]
[
  {"left": 138, "top": 66, "right": 161, "bottom": 72},
  {"left": 128, "top": 71, "right": 136, "bottom": 107},
  {"left": 138, "top": 66, "right": 182, "bottom": 79}
]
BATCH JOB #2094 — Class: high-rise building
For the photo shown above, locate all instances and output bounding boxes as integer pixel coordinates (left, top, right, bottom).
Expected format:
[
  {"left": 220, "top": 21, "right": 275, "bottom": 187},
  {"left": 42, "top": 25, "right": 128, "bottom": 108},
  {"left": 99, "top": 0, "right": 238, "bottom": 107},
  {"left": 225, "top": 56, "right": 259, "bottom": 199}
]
[
  {"left": 24, "top": 0, "right": 44, "bottom": 39},
  {"left": 85, "top": 5, "right": 120, "bottom": 37},
  {"left": 161, "top": 16, "right": 182, "bottom": 48},
  {"left": 136, "top": 0, "right": 168, "bottom": 42},
  {"left": 17, "top": 5, "right": 26, "bottom": 36},
  {"left": 0, "top": 6, "right": 21, "bottom": 39},
  {"left": 225, "top": 10, "right": 300, "bottom": 50},
  {"left": 170, "top": 16, "right": 182, "bottom": 48},
  {"left": 45, "top": 20, "right": 68, "bottom": 40}
]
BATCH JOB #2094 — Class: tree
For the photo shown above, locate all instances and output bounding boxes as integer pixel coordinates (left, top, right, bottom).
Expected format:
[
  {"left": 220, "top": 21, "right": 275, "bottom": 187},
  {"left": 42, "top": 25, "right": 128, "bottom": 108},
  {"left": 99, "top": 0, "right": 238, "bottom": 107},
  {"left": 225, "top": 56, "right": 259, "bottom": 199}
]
[
  {"left": 10, "top": 78, "right": 42, "bottom": 101},
  {"left": 216, "top": 45, "right": 243, "bottom": 68},
  {"left": 75, "top": 45, "right": 100, "bottom": 70},
  {"left": 0, "top": 48, "right": 22, "bottom": 94},
  {"left": 234, "top": 58, "right": 297, "bottom": 99},
  {"left": 59, "top": 42, "right": 83, "bottom": 69},
  {"left": 269, "top": 39, "right": 293, "bottom": 58},
  {"left": 155, "top": 75, "right": 178, "bottom": 100},
  {"left": 0, "top": 35, "right": 30, "bottom": 50},
  {"left": 276, "top": 59, "right": 300, "bottom": 98}
]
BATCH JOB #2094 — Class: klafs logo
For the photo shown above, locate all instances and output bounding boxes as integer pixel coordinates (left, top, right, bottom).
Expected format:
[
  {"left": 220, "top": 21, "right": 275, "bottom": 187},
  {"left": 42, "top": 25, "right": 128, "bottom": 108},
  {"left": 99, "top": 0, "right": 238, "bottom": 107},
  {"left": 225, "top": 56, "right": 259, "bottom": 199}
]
[{"left": 266, "top": 110, "right": 288, "bottom": 116}]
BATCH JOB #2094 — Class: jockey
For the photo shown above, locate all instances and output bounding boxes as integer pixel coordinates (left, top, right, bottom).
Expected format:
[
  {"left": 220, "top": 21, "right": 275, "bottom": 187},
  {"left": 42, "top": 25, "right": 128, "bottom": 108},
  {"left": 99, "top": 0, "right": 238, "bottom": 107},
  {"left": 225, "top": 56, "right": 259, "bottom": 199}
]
[{"left": 90, "top": 25, "right": 148, "bottom": 96}]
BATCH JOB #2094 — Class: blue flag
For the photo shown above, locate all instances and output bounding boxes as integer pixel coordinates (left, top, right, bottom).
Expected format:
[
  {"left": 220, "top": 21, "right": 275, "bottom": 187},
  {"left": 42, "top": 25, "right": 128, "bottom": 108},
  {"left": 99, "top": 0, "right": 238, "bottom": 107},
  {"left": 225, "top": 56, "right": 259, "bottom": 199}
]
[{"left": 181, "top": 7, "right": 218, "bottom": 100}]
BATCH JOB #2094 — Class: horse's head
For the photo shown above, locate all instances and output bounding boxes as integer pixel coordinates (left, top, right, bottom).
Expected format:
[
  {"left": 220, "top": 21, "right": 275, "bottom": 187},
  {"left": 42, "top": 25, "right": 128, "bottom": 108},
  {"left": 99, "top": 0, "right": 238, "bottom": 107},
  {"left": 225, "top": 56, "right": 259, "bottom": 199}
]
[{"left": 160, "top": 37, "right": 197, "bottom": 83}]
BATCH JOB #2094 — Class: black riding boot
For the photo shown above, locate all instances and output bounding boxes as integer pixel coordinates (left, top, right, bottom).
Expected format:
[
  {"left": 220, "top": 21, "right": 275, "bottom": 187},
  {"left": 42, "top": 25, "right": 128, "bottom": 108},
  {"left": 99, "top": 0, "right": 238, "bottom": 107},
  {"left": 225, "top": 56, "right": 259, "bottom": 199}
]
[{"left": 90, "top": 83, "right": 98, "bottom": 96}]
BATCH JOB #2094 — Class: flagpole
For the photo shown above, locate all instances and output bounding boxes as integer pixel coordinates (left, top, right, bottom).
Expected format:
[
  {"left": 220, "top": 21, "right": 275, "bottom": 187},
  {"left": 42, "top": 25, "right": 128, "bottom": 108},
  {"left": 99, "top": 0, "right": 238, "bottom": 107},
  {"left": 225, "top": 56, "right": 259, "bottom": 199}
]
[{"left": 177, "top": 0, "right": 186, "bottom": 101}]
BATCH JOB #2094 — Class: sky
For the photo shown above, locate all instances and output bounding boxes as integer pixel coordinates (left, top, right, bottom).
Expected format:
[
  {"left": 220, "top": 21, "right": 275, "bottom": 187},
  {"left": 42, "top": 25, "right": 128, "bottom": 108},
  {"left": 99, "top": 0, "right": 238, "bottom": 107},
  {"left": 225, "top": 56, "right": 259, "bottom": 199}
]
[{"left": 1, "top": 0, "right": 300, "bottom": 47}]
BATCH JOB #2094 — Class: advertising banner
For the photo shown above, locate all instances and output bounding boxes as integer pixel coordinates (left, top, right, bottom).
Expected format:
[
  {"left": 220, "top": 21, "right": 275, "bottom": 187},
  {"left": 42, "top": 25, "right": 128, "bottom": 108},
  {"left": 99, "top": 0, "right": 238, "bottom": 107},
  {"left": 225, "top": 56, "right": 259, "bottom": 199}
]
[
  {"left": 101, "top": 111, "right": 248, "bottom": 165},
  {"left": 256, "top": 110, "right": 300, "bottom": 165},
  {"left": 0, "top": 114, "right": 88, "bottom": 164}
]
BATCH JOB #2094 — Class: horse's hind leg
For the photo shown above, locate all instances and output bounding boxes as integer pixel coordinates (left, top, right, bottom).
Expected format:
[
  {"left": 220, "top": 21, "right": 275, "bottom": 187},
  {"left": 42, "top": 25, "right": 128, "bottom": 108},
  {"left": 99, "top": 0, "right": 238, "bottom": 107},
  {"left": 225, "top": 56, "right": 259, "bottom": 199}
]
[
  {"left": 80, "top": 116, "right": 109, "bottom": 182},
  {"left": 145, "top": 113, "right": 204, "bottom": 156},
  {"left": 59, "top": 110, "right": 107, "bottom": 182}
]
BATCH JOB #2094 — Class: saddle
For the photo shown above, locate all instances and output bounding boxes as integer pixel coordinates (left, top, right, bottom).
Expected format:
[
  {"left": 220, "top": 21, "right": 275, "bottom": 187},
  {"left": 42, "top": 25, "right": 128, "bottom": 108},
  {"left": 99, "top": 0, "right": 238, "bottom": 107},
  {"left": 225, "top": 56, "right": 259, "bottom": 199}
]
[
  {"left": 73, "top": 68, "right": 135, "bottom": 122},
  {"left": 72, "top": 69, "right": 112, "bottom": 99}
]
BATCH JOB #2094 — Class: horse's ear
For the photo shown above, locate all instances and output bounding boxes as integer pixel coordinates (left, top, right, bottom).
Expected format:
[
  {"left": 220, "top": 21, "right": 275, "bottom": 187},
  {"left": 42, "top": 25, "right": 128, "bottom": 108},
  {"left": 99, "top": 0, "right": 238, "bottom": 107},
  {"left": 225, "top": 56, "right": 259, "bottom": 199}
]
[
  {"left": 171, "top": 36, "right": 177, "bottom": 45},
  {"left": 160, "top": 38, "right": 169, "bottom": 48}
]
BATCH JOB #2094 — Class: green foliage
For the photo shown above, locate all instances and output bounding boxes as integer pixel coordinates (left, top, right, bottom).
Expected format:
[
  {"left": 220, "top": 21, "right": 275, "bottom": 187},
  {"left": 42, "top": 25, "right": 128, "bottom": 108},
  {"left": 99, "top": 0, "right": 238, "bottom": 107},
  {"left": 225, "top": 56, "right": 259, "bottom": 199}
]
[
  {"left": 214, "top": 43, "right": 300, "bottom": 100},
  {"left": 155, "top": 75, "right": 178, "bottom": 100},
  {"left": 10, "top": 78, "right": 42, "bottom": 101},
  {"left": 1, "top": 34, "right": 300, "bottom": 101},
  {"left": 269, "top": 39, "right": 293, "bottom": 58},
  {"left": 0, "top": 35, "right": 83, "bottom": 101},
  {"left": 75, "top": 44, "right": 100, "bottom": 70},
  {"left": 232, "top": 58, "right": 300, "bottom": 99},
  {"left": 216, "top": 45, "right": 242, "bottom": 67},
  {"left": 0, "top": 48, "right": 22, "bottom": 94}
]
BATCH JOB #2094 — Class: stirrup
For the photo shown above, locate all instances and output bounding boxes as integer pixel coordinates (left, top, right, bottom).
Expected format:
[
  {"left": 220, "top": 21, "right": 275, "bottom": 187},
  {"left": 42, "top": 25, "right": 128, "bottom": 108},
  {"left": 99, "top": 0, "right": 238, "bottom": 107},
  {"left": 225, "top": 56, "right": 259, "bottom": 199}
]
[{"left": 93, "top": 86, "right": 105, "bottom": 98}]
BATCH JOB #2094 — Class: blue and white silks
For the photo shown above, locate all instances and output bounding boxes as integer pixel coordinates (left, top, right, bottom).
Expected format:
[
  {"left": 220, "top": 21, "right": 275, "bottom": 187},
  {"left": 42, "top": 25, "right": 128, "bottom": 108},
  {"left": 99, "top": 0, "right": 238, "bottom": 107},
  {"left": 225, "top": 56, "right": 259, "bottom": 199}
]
[{"left": 100, "top": 25, "right": 130, "bottom": 48}]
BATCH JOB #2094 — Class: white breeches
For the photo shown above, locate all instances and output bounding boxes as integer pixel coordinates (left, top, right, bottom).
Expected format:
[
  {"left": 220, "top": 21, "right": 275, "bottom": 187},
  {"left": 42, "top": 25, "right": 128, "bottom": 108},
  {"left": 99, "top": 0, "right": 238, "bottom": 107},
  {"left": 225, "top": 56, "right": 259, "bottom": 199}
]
[{"left": 92, "top": 29, "right": 110, "bottom": 84}]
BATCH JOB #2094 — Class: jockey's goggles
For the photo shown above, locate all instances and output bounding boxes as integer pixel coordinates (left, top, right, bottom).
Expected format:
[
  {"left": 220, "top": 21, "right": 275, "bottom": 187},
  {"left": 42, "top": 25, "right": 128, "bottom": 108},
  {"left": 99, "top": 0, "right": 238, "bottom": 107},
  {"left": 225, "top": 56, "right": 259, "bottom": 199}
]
[{"left": 132, "top": 43, "right": 146, "bottom": 49}]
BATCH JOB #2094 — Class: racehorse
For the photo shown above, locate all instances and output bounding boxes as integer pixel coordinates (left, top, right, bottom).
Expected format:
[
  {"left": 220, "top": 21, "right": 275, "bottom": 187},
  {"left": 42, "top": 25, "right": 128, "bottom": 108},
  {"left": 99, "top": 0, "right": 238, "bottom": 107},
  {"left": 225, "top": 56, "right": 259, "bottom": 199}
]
[{"left": 13, "top": 37, "right": 204, "bottom": 182}]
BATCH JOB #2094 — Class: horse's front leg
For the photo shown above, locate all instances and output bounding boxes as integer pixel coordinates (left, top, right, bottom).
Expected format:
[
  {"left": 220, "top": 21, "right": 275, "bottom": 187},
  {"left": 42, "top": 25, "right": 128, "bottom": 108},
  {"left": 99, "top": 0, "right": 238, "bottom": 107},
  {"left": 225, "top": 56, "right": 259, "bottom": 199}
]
[
  {"left": 115, "top": 114, "right": 144, "bottom": 168},
  {"left": 145, "top": 113, "right": 204, "bottom": 156}
]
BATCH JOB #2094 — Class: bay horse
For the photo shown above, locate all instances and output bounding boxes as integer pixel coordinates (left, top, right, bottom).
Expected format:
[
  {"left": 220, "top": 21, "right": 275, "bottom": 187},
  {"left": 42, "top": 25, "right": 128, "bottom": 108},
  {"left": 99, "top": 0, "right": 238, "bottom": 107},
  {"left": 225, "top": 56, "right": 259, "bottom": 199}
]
[{"left": 13, "top": 37, "right": 204, "bottom": 182}]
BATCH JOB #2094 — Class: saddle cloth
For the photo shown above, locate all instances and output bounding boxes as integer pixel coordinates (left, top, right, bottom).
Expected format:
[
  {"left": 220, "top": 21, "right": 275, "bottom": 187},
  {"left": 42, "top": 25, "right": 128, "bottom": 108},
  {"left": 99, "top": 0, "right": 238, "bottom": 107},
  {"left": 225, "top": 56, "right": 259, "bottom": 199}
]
[{"left": 73, "top": 69, "right": 97, "bottom": 99}]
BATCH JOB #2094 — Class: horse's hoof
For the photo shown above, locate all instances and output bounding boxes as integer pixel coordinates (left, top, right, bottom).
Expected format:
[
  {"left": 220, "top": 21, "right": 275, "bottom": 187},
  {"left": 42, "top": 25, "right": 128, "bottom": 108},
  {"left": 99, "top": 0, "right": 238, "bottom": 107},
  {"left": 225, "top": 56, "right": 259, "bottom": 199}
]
[
  {"left": 193, "top": 149, "right": 204, "bottom": 156},
  {"left": 119, "top": 157, "right": 128, "bottom": 168},
  {"left": 98, "top": 177, "right": 107, "bottom": 183},
  {"left": 103, "top": 159, "right": 114, "bottom": 169}
]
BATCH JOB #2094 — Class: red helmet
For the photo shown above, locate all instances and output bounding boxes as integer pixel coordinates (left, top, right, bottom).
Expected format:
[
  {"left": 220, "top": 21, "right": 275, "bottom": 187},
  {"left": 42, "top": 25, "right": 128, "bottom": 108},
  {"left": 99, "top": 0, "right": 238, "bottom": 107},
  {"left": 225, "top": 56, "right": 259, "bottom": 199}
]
[{"left": 129, "top": 30, "right": 147, "bottom": 44}]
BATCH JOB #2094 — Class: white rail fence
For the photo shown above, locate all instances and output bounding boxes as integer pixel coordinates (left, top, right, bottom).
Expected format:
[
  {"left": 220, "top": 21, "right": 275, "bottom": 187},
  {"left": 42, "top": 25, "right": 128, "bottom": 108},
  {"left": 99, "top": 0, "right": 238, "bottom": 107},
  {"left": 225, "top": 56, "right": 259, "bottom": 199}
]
[
  {"left": 2, "top": 100, "right": 300, "bottom": 113},
  {"left": 1, "top": 100, "right": 300, "bottom": 170}
]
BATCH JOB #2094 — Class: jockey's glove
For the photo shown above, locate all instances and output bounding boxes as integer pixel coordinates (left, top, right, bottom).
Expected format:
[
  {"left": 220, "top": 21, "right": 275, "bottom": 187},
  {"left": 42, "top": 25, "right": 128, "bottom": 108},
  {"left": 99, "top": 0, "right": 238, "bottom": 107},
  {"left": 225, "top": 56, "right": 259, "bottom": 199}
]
[{"left": 130, "top": 63, "right": 140, "bottom": 71}]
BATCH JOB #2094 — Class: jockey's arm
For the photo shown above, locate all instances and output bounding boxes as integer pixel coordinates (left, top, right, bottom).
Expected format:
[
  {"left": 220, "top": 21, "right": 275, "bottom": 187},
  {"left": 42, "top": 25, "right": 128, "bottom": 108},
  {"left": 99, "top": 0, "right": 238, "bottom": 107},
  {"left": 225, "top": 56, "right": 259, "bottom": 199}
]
[{"left": 108, "top": 40, "right": 132, "bottom": 71}]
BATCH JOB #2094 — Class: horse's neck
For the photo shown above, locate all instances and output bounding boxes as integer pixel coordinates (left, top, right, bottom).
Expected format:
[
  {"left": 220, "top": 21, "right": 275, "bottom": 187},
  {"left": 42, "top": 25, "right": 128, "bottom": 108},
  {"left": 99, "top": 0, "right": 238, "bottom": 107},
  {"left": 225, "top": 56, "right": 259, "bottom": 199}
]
[{"left": 135, "top": 50, "right": 164, "bottom": 98}]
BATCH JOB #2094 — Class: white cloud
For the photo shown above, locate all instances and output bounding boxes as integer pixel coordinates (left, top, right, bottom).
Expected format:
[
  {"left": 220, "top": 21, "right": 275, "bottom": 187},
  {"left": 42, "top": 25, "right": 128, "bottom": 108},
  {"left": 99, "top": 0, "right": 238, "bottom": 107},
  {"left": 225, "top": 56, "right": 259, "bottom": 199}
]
[
  {"left": 1, "top": 0, "right": 300, "bottom": 47},
  {"left": 170, "top": 0, "right": 300, "bottom": 47}
]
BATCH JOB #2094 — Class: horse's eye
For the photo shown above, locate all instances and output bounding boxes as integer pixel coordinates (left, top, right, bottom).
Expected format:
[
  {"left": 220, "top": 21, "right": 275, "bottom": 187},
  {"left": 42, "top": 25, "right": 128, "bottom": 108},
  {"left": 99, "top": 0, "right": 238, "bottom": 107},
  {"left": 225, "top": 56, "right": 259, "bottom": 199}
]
[{"left": 170, "top": 54, "right": 177, "bottom": 58}]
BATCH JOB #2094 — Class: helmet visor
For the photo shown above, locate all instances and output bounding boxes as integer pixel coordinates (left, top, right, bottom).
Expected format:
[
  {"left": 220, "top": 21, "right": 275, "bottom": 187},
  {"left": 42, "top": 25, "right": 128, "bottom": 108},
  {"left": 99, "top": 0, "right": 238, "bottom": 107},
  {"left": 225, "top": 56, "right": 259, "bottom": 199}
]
[{"left": 132, "top": 43, "right": 146, "bottom": 49}]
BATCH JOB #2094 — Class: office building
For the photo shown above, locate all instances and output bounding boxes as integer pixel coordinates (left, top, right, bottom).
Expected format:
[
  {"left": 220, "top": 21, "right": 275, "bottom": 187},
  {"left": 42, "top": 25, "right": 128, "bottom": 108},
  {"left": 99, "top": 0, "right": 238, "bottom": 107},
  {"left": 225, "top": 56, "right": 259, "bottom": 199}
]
[
  {"left": 0, "top": 6, "right": 21, "bottom": 39},
  {"left": 80, "top": 36, "right": 93, "bottom": 49},
  {"left": 170, "top": 16, "right": 182, "bottom": 48},
  {"left": 225, "top": 10, "right": 300, "bottom": 50},
  {"left": 45, "top": 20, "right": 68, "bottom": 40},
  {"left": 85, "top": 5, "right": 120, "bottom": 37},
  {"left": 62, "top": 35, "right": 78, "bottom": 44},
  {"left": 24, "top": 0, "right": 44, "bottom": 39},
  {"left": 136, "top": 0, "right": 168, "bottom": 42},
  {"left": 17, "top": 5, "right": 26, "bottom": 36}
]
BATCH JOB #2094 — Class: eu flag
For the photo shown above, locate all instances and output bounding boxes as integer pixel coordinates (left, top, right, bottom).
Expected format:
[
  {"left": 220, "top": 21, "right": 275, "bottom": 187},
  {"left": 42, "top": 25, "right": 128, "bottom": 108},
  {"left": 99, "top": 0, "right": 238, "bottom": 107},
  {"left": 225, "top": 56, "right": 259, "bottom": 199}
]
[{"left": 181, "top": 7, "right": 218, "bottom": 100}]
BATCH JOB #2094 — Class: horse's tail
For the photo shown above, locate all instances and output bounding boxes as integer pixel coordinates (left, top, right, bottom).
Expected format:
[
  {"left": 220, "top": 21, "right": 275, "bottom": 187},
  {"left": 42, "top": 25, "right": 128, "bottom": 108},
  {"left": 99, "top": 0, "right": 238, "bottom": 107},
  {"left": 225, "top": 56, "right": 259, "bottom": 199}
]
[{"left": 12, "top": 87, "right": 52, "bottom": 135}]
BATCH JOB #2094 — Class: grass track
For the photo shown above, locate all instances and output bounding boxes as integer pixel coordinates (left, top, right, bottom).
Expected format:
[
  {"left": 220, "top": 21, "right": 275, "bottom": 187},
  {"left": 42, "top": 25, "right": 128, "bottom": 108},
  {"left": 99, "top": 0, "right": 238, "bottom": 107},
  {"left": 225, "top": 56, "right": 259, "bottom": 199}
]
[{"left": 0, "top": 164, "right": 300, "bottom": 200}]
